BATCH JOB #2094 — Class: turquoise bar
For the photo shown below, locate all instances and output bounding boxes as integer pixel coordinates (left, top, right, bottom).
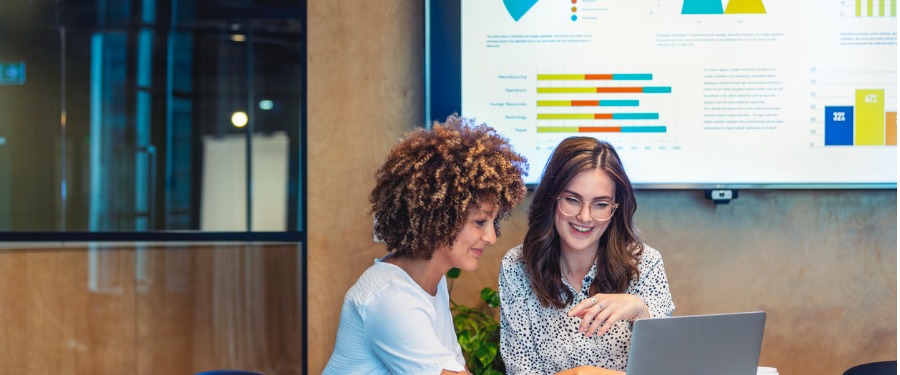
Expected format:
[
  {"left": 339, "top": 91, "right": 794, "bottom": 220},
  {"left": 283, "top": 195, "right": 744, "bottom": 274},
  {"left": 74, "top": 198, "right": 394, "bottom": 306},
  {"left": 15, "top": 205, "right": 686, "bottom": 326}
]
[
  {"left": 612, "top": 74, "right": 652, "bottom": 80},
  {"left": 613, "top": 113, "right": 659, "bottom": 120},
  {"left": 621, "top": 126, "right": 667, "bottom": 133},
  {"left": 599, "top": 100, "right": 639, "bottom": 107},
  {"left": 642, "top": 87, "right": 672, "bottom": 93}
]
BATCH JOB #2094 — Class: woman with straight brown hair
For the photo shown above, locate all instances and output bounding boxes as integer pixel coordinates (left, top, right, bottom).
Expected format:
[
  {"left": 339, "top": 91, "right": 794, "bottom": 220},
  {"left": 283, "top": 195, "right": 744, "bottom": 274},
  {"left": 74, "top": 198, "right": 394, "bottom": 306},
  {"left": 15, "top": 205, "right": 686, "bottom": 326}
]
[{"left": 499, "top": 137, "right": 674, "bottom": 374}]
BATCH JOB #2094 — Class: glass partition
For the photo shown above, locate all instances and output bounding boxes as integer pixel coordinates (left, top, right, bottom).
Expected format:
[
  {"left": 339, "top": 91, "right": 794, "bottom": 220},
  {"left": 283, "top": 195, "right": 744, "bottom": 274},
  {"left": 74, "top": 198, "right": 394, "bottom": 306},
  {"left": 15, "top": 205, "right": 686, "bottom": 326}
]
[{"left": 0, "top": 0, "right": 305, "bottom": 233}]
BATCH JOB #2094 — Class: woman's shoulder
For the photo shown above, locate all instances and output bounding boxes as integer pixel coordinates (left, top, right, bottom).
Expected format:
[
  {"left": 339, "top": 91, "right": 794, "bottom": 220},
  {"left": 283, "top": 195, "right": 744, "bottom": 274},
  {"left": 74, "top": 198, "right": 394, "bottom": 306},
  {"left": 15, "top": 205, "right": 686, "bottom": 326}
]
[
  {"left": 636, "top": 243, "right": 663, "bottom": 266},
  {"left": 501, "top": 244, "right": 526, "bottom": 267},
  {"left": 345, "top": 262, "right": 419, "bottom": 304}
]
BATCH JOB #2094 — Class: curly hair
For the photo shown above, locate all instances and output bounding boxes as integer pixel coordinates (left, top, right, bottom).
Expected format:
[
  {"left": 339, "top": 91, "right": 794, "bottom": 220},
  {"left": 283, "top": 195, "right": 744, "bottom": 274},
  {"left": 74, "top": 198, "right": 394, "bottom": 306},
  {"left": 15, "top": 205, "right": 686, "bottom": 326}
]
[
  {"left": 370, "top": 114, "right": 528, "bottom": 259},
  {"left": 523, "top": 137, "right": 643, "bottom": 308}
]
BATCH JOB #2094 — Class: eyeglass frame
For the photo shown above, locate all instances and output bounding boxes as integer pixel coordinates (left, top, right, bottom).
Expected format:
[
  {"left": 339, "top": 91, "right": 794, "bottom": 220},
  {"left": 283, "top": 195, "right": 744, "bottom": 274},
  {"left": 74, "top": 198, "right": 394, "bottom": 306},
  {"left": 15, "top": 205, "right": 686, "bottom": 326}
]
[{"left": 555, "top": 195, "right": 619, "bottom": 222}]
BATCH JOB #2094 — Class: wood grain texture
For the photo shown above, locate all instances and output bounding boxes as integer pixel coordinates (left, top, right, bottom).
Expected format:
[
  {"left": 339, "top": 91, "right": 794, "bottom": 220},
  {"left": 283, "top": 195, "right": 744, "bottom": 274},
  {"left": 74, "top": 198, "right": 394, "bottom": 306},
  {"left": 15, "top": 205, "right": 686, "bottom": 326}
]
[
  {"left": 304, "top": 2, "right": 897, "bottom": 373},
  {"left": 307, "top": 0, "right": 424, "bottom": 373},
  {"left": 0, "top": 243, "right": 301, "bottom": 374}
]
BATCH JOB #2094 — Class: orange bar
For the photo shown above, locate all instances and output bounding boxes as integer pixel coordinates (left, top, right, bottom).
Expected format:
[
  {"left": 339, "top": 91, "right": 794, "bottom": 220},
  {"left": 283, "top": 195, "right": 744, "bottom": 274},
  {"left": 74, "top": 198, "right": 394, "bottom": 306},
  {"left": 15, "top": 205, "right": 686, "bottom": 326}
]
[
  {"left": 887, "top": 112, "right": 897, "bottom": 145},
  {"left": 572, "top": 100, "right": 598, "bottom": 106},
  {"left": 596, "top": 87, "right": 643, "bottom": 93},
  {"left": 593, "top": 113, "right": 613, "bottom": 119},
  {"left": 585, "top": 74, "right": 614, "bottom": 80},
  {"left": 580, "top": 126, "right": 622, "bottom": 132}
]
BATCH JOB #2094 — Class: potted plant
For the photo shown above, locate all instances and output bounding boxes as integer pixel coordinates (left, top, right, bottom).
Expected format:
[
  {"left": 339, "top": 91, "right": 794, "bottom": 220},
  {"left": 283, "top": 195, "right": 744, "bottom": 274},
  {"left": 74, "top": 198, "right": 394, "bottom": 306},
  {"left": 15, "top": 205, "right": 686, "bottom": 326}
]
[{"left": 447, "top": 268, "right": 505, "bottom": 375}]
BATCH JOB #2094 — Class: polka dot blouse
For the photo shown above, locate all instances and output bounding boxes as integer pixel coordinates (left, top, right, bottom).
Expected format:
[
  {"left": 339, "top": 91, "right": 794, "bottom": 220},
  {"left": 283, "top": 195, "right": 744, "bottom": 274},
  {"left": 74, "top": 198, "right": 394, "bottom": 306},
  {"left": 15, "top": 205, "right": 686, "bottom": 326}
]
[{"left": 499, "top": 244, "right": 675, "bottom": 373}]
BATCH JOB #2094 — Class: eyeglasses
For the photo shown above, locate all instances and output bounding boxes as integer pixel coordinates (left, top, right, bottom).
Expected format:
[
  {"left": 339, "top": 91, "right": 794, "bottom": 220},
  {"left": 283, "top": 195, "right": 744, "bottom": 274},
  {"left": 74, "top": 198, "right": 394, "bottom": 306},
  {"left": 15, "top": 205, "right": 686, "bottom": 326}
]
[{"left": 556, "top": 195, "right": 618, "bottom": 221}]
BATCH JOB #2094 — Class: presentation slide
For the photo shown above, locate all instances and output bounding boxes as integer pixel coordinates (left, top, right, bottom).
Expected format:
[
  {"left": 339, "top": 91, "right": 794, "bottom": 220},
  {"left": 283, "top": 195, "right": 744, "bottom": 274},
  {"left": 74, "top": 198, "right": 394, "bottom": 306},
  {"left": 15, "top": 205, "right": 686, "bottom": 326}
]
[{"left": 458, "top": 0, "right": 897, "bottom": 187}]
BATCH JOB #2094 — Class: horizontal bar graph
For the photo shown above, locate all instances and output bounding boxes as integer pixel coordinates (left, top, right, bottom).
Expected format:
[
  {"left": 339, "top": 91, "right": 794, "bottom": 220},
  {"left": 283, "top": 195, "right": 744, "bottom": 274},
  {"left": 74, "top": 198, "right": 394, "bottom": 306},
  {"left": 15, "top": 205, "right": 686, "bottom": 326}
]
[
  {"left": 537, "top": 126, "right": 668, "bottom": 133},
  {"left": 537, "top": 100, "right": 640, "bottom": 107},
  {"left": 536, "top": 71, "right": 673, "bottom": 135},
  {"left": 537, "top": 113, "right": 659, "bottom": 120},
  {"left": 537, "top": 86, "right": 672, "bottom": 94},
  {"left": 537, "top": 73, "right": 653, "bottom": 80}
]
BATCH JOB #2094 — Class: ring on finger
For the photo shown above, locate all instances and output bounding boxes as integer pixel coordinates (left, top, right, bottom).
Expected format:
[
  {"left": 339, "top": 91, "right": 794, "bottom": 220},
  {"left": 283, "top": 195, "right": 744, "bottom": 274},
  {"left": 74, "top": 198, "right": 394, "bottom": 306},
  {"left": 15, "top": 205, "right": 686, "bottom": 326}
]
[{"left": 589, "top": 296, "right": 597, "bottom": 306}]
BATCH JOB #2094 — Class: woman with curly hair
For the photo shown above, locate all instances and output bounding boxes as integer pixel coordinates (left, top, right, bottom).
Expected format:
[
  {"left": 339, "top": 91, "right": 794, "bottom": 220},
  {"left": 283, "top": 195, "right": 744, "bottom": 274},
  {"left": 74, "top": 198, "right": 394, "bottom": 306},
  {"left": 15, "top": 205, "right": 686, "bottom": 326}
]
[
  {"left": 324, "top": 115, "right": 528, "bottom": 375},
  {"left": 499, "top": 137, "right": 675, "bottom": 374}
]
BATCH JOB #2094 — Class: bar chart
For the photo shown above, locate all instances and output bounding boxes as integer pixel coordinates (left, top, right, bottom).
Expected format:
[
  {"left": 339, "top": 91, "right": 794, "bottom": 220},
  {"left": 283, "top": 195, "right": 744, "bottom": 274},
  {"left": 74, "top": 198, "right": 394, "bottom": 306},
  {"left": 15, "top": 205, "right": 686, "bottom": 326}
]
[
  {"left": 850, "top": 0, "right": 897, "bottom": 17},
  {"left": 535, "top": 73, "right": 672, "bottom": 135},
  {"left": 824, "top": 89, "right": 897, "bottom": 146}
]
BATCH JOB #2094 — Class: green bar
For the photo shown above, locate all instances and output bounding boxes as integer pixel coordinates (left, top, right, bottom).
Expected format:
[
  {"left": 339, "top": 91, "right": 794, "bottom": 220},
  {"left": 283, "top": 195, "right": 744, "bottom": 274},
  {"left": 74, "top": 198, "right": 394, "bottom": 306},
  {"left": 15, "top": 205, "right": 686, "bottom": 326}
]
[
  {"left": 857, "top": 0, "right": 861, "bottom": 16},
  {"left": 537, "top": 87, "right": 596, "bottom": 93},
  {"left": 537, "top": 100, "right": 572, "bottom": 107},
  {"left": 537, "top": 74, "right": 585, "bottom": 80},
  {"left": 537, "top": 127, "right": 580, "bottom": 133},
  {"left": 893, "top": 0, "right": 896, "bottom": 16},
  {"left": 868, "top": 0, "right": 873, "bottom": 16},
  {"left": 537, "top": 113, "right": 594, "bottom": 120},
  {"left": 880, "top": 0, "right": 885, "bottom": 15}
]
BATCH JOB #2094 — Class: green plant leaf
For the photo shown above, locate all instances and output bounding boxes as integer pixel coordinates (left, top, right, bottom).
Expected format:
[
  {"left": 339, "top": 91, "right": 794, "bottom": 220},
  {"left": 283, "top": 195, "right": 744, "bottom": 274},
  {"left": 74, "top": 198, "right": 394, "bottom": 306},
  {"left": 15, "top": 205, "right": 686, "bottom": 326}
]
[
  {"left": 449, "top": 272, "right": 505, "bottom": 373},
  {"left": 480, "top": 287, "right": 501, "bottom": 308},
  {"left": 474, "top": 343, "right": 498, "bottom": 368}
]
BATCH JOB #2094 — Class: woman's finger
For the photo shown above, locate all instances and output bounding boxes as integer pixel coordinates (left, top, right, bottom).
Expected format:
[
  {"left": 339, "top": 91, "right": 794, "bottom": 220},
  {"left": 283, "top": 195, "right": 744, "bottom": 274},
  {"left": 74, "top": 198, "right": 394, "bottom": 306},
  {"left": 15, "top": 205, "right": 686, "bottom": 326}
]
[{"left": 578, "top": 302, "right": 604, "bottom": 333}]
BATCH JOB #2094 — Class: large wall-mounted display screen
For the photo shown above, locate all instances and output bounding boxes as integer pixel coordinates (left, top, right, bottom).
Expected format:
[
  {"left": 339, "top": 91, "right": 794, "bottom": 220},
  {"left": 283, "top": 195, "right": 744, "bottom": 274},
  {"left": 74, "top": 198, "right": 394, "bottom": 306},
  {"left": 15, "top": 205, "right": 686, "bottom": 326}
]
[{"left": 427, "top": 0, "right": 897, "bottom": 188}]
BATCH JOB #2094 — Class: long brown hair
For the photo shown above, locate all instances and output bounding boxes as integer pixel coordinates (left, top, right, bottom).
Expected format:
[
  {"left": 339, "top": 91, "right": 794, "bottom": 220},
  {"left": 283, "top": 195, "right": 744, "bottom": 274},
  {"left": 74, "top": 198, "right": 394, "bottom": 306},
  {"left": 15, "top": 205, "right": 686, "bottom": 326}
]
[{"left": 523, "top": 137, "right": 642, "bottom": 308}]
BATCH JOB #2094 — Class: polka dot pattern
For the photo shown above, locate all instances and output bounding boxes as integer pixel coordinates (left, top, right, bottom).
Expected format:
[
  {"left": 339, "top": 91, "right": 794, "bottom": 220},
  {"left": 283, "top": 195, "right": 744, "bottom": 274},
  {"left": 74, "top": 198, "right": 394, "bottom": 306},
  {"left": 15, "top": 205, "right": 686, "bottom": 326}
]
[{"left": 499, "top": 244, "right": 675, "bottom": 373}]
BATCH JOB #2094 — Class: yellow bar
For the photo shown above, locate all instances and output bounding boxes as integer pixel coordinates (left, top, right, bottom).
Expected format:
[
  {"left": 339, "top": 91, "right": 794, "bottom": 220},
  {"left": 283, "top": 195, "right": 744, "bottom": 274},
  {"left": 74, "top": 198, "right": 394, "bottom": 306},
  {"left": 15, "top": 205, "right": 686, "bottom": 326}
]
[
  {"left": 857, "top": 0, "right": 862, "bottom": 16},
  {"left": 887, "top": 112, "right": 897, "bottom": 145},
  {"left": 537, "top": 74, "right": 585, "bottom": 80},
  {"left": 537, "top": 100, "right": 573, "bottom": 107},
  {"left": 537, "top": 127, "right": 580, "bottom": 133},
  {"left": 880, "top": 0, "right": 885, "bottom": 15},
  {"left": 537, "top": 87, "right": 596, "bottom": 93},
  {"left": 868, "top": 0, "right": 873, "bottom": 16},
  {"left": 537, "top": 113, "right": 594, "bottom": 120},
  {"left": 855, "top": 89, "right": 885, "bottom": 145}
]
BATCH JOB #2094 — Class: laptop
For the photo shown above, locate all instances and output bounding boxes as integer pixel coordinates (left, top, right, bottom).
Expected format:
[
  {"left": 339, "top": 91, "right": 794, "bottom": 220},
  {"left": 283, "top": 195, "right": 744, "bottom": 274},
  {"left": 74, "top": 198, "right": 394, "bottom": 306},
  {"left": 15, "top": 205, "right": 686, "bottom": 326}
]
[{"left": 625, "top": 311, "right": 766, "bottom": 375}]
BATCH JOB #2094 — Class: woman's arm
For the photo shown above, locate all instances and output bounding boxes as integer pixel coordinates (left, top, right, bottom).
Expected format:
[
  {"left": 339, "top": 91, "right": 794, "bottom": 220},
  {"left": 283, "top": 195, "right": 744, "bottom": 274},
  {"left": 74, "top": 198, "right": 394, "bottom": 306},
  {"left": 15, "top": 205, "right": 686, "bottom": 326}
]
[
  {"left": 636, "top": 247, "right": 675, "bottom": 319},
  {"left": 554, "top": 365, "right": 625, "bottom": 375},
  {"left": 440, "top": 369, "right": 471, "bottom": 375},
  {"left": 498, "top": 257, "right": 544, "bottom": 375}
]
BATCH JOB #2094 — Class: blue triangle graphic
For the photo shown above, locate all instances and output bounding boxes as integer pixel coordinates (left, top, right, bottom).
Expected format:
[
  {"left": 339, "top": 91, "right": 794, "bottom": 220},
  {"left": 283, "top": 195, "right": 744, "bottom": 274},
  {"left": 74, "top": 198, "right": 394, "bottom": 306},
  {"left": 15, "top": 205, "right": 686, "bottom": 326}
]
[{"left": 503, "top": 0, "right": 539, "bottom": 21}]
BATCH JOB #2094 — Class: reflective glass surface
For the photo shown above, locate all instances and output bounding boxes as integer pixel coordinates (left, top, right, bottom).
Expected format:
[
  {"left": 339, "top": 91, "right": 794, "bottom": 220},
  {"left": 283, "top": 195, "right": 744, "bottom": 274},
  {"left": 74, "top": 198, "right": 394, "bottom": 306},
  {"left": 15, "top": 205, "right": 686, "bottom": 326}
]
[{"left": 0, "top": 0, "right": 305, "bottom": 232}]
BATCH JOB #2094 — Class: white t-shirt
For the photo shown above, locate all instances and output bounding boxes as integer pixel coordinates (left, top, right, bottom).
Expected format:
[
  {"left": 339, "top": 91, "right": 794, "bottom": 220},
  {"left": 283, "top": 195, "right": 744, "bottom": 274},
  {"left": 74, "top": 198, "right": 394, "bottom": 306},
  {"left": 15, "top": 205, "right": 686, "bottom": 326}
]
[{"left": 323, "top": 260, "right": 467, "bottom": 375}]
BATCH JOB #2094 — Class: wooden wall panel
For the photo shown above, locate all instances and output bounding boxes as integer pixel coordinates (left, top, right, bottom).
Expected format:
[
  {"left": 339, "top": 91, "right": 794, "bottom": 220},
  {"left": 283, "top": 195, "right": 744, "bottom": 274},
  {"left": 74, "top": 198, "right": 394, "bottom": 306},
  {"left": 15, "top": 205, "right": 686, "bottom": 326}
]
[
  {"left": 0, "top": 248, "right": 136, "bottom": 374},
  {"left": 305, "top": 1, "right": 897, "bottom": 374},
  {"left": 307, "top": 0, "right": 424, "bottom": 373},
  {"left": 0, "top": 243, "right": 301, "bottom": 374}
]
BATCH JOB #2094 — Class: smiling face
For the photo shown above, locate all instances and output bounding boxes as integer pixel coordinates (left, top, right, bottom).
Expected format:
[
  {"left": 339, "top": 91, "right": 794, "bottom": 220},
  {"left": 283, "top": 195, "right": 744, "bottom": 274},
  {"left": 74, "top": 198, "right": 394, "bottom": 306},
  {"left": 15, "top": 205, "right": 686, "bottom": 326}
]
[
  {"left": 433, "top": 200, "right": 499, "bottom": 272},
  {"left": 432, "top": 203, "right": 499, "bottom": 271},
  {"left": 554, "top": 169, "right": 617, "bottom": 256}
]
